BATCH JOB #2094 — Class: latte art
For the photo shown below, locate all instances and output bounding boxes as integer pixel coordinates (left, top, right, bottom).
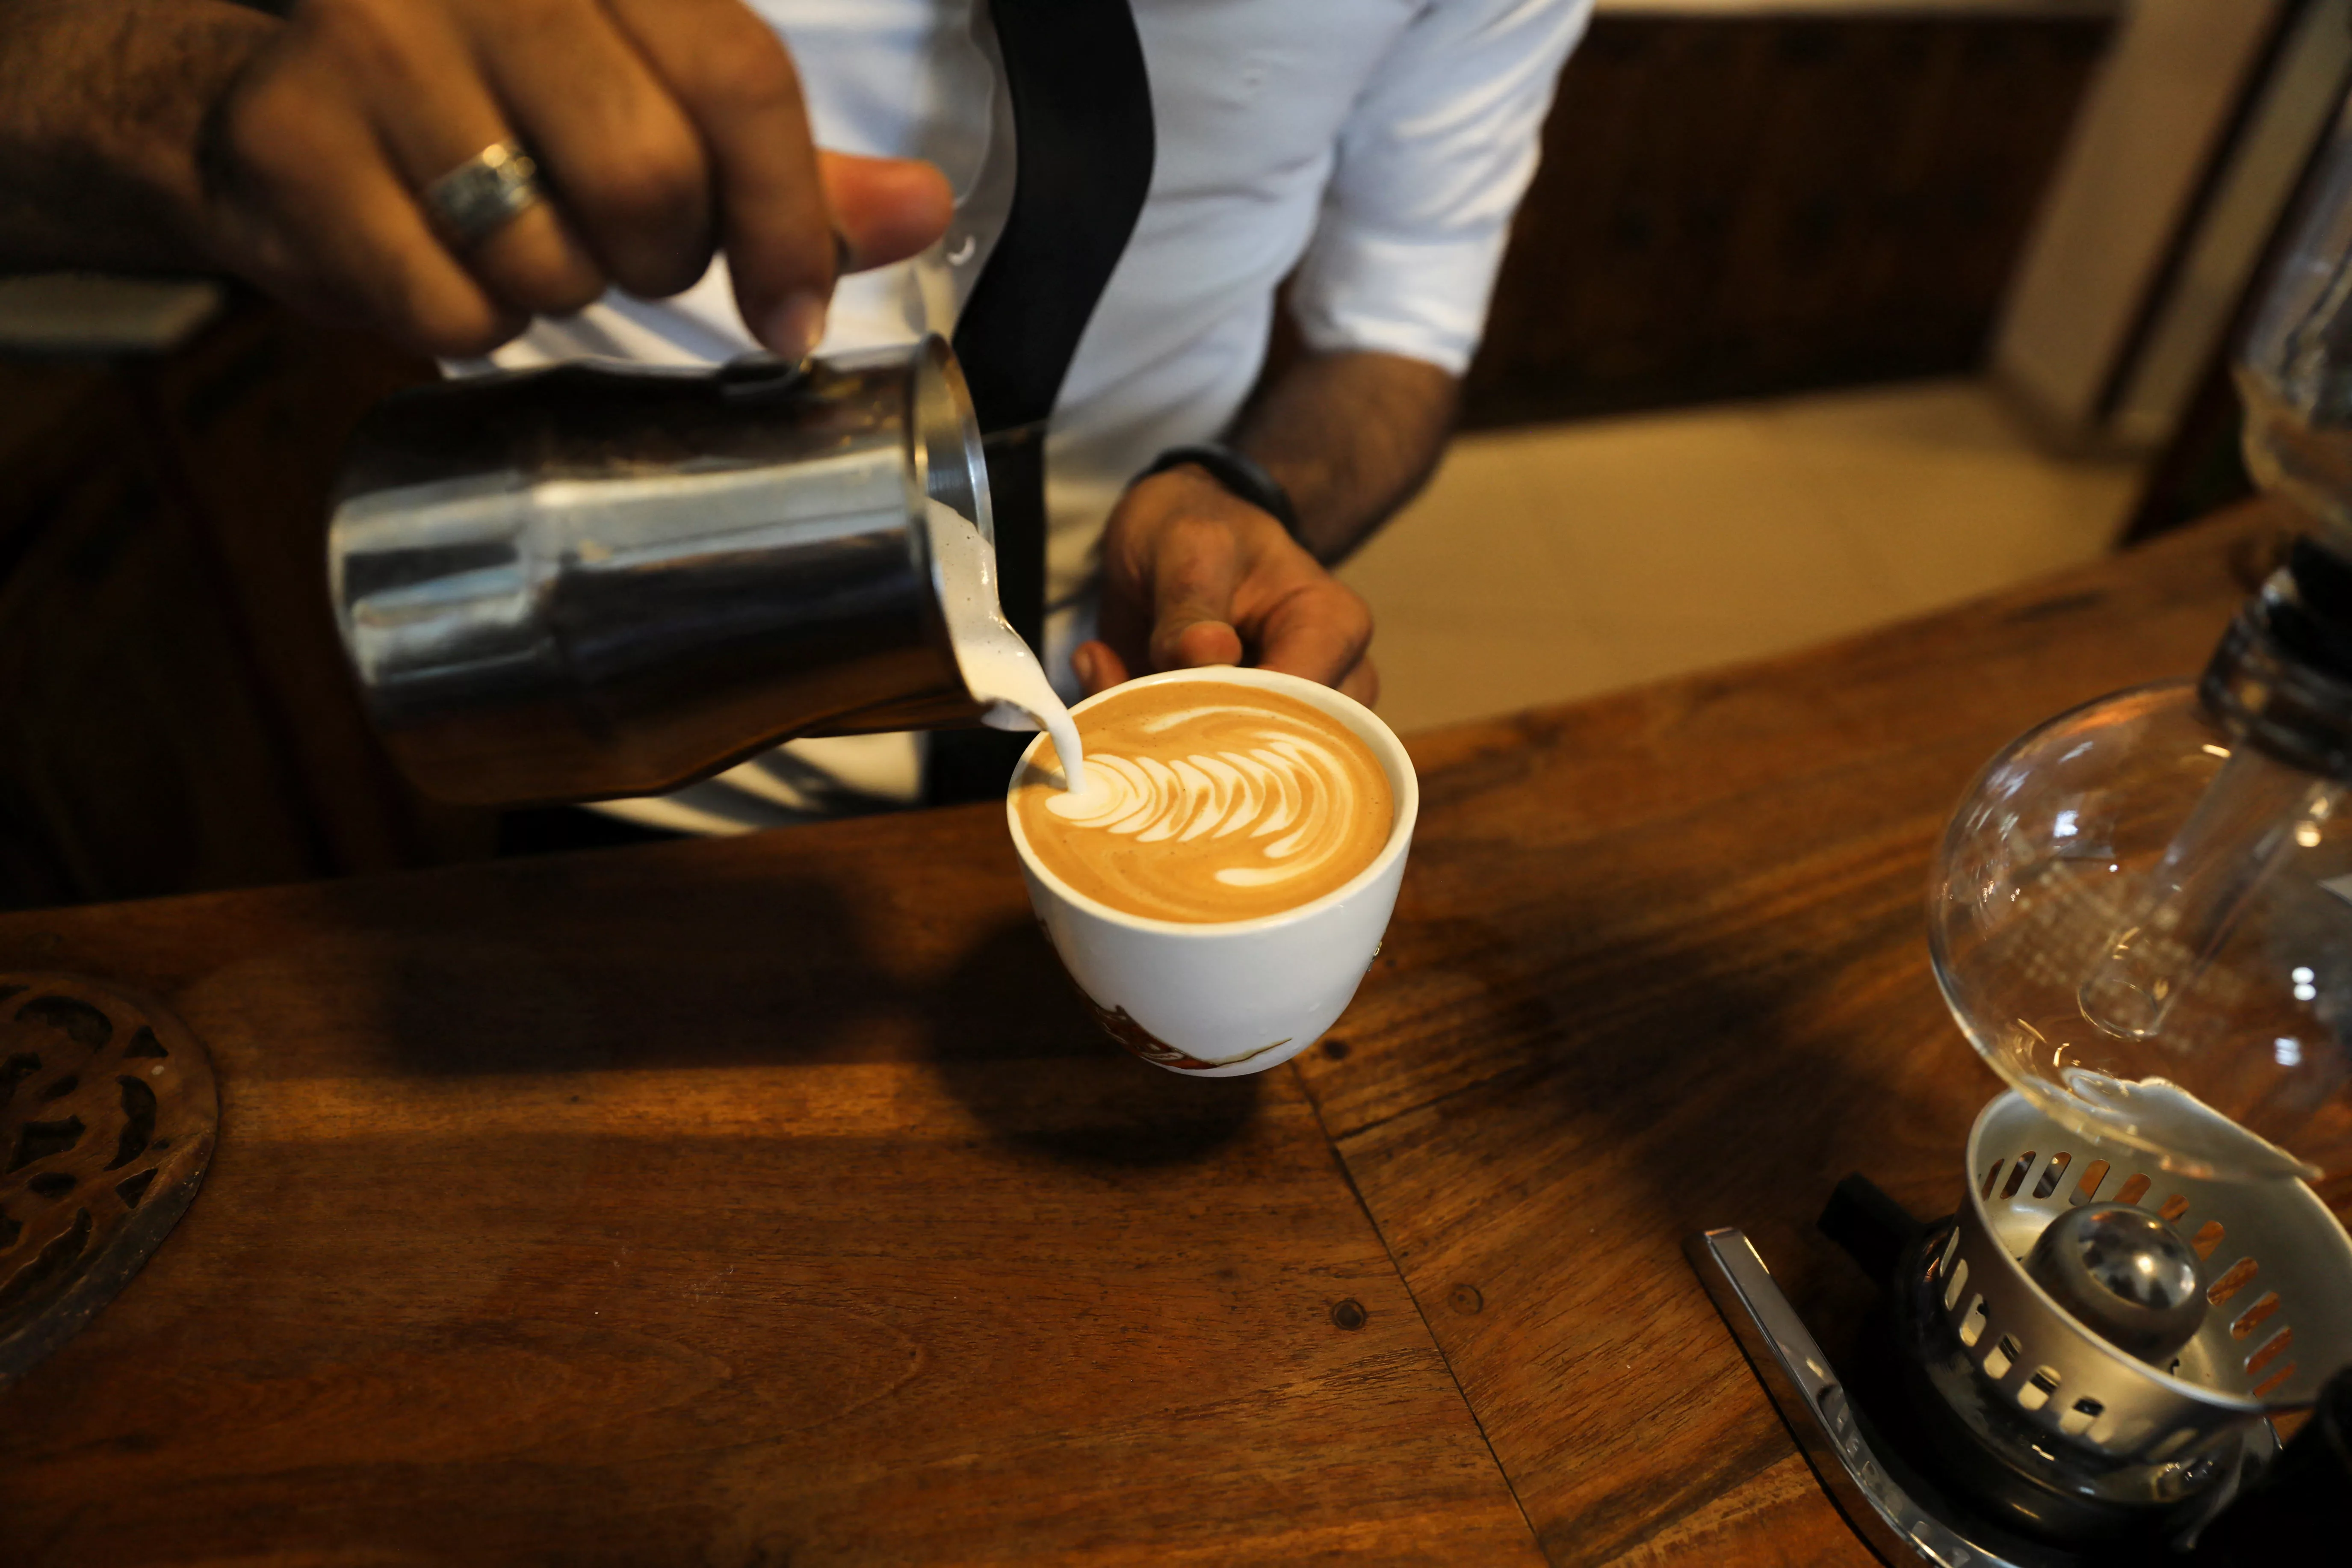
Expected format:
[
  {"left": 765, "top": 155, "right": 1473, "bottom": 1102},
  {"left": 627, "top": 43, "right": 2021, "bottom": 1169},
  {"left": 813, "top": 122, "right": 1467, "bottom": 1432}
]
[
  {"left": 1044, "top": 721, "right": 1353, "bottom": 886},
  {"left": 1013, "top": 681, "right": 1392, "bottom": 923}
]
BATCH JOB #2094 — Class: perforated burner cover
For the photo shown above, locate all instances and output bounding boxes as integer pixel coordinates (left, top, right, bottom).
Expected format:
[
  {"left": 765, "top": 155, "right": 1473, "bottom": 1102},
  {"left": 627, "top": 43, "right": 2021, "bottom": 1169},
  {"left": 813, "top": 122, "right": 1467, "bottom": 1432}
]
[{"left": 0, "top": 972, "right": 217, "bottom": 1382}]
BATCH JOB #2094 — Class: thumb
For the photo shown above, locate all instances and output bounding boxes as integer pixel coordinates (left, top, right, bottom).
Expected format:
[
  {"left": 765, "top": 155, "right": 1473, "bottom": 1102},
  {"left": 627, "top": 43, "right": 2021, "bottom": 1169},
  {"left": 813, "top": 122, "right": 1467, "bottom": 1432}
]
[
  {"left": 818, "top": 151, "right": 953, "bottom": 273},
  {"left": 1146, "top": 524, "right": 1246, "bottom": 672},
  {"left": 1153, "top": 616, "right": 1244, "bottom": 671}
]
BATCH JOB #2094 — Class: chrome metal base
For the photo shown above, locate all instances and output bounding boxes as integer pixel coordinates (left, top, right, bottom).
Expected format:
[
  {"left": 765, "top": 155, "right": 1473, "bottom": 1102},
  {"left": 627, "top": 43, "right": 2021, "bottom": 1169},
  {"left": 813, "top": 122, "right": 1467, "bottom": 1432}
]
[
  {"left": 1688, "top": 1226, "right": 2284, "bottom": 1568},
  {"left": 1689, "top": 1227, "right": 2038, "bottom": 1568}
]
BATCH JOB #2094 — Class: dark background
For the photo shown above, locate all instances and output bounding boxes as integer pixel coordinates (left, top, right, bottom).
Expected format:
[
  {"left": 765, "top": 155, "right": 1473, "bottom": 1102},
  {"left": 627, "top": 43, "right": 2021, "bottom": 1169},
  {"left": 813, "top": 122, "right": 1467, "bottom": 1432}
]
[{"left": 0, "top": 6, "right": 2243, "bottom": 910}]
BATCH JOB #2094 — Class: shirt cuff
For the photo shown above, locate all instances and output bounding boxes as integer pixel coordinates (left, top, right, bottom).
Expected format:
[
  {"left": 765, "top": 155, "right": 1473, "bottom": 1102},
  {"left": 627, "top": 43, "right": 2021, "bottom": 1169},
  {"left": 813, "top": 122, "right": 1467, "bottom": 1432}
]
[{"left": 1289, "top": 227, "right": 1505, "bottom": 376}]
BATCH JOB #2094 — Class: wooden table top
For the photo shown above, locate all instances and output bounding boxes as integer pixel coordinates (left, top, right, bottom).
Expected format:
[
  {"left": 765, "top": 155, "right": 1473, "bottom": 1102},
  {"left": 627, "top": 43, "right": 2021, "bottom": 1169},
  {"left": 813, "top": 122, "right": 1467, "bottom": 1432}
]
[{"left": 3, "top": 505, "right": 2335, "bottom": 1567}]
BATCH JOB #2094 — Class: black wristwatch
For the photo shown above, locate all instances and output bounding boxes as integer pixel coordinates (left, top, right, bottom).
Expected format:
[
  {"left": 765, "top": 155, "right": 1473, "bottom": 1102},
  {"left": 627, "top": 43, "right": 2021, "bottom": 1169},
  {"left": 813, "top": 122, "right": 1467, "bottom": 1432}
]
[{"left": 1139, "top": 443, "right": 1303, "bottom": 542}]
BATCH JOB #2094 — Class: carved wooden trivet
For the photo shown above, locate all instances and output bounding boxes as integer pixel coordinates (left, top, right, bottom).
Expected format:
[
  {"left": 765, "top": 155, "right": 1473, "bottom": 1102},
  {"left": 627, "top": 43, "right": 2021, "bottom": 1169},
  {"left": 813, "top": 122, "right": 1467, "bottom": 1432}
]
[{"left": 0, "top": 973, "right": 217, "bottom": 1383}]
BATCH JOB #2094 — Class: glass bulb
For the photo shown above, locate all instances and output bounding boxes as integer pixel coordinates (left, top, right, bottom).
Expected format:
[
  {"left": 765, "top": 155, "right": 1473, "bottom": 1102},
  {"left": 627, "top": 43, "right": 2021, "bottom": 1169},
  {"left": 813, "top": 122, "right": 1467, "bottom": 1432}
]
[{"left": 1930, "top": 682, "right": 2352, "bottom": 1182}]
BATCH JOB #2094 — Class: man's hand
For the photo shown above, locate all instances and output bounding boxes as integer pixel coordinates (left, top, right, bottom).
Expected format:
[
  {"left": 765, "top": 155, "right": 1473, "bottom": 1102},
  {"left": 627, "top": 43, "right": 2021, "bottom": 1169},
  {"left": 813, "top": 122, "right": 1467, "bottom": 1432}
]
[
  {"left": 1075, "top": 464, "right": 1378, "bottom": 706},
  {"left": 1071, "top": 350, "right": 1460, "bottom": 707},
  {"left": 200, "top": 0, "right": 950, "bottom": 358},
  {"left": 0, "top": 0, "right": 950, "bottom": 360}
]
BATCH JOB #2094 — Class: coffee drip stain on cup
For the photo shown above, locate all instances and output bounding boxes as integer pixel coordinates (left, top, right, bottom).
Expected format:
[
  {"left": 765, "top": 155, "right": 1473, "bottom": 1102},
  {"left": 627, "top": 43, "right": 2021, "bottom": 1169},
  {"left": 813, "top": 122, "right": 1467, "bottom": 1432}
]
[{"left": 1012, "top": 681, "right": 1393, "bottom": 924}]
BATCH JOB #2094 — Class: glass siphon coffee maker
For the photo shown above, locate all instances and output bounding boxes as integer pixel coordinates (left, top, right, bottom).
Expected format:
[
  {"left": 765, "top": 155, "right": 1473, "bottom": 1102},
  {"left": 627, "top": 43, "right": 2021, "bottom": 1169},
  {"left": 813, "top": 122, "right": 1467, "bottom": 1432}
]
[{"left": 1687, "top": 106, "right": 2352, "bottom": 1567}]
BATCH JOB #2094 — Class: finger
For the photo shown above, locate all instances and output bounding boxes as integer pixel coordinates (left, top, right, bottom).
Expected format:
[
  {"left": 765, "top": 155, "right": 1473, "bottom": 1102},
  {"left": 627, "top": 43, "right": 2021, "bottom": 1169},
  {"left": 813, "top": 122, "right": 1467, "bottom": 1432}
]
[
  {"left": 470, "top": 0, "right": 715, "bottom": 299},
  {"left": 821, "top": 151, "right": 954, "bottom": 273},
  {"left": 207, "top": 53, "right": 521, "bottom": 355},
  {"left": 299, "top": 0, "right": 606, "bottom": 318},
  {"left": 1247, "top": 578, "right": 1374, "bottom": 688},
  {"left": 1073, "top": 641, "right": 1130, "bottom": 697},
  {"left": 1337, "top": 654, "right": 1380, "bottom": 709},
  {"left": 1093, "top": 474, "right": 1187, "bottom": 679},
  {"left": 606, "top": 0, "right": 835, "bottom": 357},
  {"left": 1148, "top": 521, "right": 1248, "bottom": 673},
  {"left": 1167, "top": 620, "right": 1246, "bottom": 669},
  {"left": 1094, "top": 539, "right": 1156, "bottom": 682}
]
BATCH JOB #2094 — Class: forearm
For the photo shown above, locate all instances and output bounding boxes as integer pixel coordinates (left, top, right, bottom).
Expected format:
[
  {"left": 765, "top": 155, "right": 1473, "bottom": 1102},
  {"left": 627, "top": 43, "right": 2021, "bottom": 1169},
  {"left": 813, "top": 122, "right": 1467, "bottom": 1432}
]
[
  {"left": 1231, "top": 348, "right": 1459, "bottom": 564},
  {"left": 0, "top": 0, "right": 276, "bottom": 272}
]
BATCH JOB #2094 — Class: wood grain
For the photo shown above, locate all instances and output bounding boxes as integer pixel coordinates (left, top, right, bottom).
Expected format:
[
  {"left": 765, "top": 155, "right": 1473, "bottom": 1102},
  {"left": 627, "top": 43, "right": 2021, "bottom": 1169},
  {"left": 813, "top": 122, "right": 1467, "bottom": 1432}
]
[
  {"left": 0, "top": 812, "right": 1535, "bottom": 1565},
  {"left": 1291, "top": 504, "right": 2327, "bottom": 1565},
  {"left": 0, "top": 504, "right": 2326, "bottom": 1566}
]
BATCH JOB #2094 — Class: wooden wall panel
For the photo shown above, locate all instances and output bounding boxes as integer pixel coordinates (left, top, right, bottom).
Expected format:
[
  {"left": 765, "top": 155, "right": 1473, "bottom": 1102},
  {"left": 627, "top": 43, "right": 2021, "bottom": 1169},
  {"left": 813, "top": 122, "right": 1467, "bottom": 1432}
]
[
  {"left": 1466, "top": 14, "right": 2111, "bottom": 426},
  {"left": 0, "top": 306, "right": 490, "bottom": 910}
]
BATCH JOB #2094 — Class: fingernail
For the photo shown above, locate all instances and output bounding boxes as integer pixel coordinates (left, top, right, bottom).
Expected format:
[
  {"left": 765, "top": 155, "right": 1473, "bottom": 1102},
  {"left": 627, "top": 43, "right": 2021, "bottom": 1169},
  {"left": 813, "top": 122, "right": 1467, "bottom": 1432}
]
[
  {"left": 1073, "top": 646, "right": 1097, "bottom": 689},
  {"left": 765, "top": 289, "right": 828, "bottom": 361}
]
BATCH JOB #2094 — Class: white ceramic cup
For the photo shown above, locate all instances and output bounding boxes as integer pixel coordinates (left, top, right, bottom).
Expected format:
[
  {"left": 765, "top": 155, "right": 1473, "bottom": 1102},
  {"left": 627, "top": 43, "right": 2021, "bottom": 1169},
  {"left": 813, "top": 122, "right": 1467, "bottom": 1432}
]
[{"left": 1004, "top": 665, "right": 1419, "bottom": 1077}]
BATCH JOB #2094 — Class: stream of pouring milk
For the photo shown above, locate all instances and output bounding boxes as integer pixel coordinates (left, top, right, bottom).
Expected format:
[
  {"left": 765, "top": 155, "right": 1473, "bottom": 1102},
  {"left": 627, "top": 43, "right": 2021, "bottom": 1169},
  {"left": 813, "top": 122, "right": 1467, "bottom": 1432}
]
[{"left": 927, "top": 498, "right": 1089, "bottom": 792}]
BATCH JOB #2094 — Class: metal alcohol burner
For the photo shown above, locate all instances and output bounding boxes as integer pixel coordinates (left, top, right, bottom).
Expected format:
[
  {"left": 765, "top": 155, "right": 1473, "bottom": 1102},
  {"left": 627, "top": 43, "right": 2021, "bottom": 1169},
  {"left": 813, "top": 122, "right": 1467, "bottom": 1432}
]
[{"left": 1690, "top": 100, "right": 2352, "bottom": 1568}]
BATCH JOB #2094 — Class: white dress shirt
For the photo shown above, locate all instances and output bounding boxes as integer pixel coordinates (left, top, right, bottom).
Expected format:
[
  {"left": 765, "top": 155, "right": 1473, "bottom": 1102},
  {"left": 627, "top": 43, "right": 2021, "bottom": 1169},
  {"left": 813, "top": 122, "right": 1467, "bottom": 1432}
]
[{"left": 476, "top": 0, "right": 1590, "bottom": 832}]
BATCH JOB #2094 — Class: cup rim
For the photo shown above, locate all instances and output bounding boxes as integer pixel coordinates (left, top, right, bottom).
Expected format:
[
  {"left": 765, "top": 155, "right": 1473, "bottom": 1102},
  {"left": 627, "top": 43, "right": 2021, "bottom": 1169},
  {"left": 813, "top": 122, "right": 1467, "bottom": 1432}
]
[{"left": 1003, "top": 665, "right": 1420, "bottom": 937}]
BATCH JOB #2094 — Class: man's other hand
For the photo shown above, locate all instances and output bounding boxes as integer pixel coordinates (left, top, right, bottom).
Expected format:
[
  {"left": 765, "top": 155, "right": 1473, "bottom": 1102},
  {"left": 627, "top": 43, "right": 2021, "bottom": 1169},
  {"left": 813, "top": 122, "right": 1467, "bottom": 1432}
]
[
  {"left": 1075, "top": 464, "right": 1378, "bottom": 707},
  {"left": 198, "top": 0, "right": 952, "bottom": 359}
]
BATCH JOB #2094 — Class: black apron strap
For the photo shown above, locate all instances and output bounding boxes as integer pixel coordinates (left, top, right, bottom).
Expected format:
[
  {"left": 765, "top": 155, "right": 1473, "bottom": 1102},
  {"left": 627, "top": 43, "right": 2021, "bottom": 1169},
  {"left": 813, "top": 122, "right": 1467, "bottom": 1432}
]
[{"left": 930, "top": 0, "right": 1156, "bottom": 806}]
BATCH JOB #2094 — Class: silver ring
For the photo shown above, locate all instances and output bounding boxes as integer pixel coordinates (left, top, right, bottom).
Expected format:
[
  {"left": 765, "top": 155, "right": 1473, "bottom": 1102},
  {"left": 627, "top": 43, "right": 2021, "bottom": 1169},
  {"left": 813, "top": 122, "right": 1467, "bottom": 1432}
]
[{"left": 422, "top": 140, "right": 545, "bottom": 248}]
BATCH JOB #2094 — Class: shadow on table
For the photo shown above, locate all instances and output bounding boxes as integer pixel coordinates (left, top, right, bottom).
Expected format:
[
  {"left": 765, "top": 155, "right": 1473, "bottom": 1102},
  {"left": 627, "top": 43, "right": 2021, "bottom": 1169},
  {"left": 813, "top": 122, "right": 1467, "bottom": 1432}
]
[
  {"left": 916, "top": 915, "right": 1265, "bottom": 1169},
  {"left": 1359, "top": 866, "right": 1944, "bottom": 1564},
  {"left": 342, "top": 861, "right": 901, "bottom": 1075},
  {"left": 315, "top": 847, "right": 1262, "bottom": 1168},
  {"left": 1381, "top": 827, "right": 1967, "bottom": 1299}
]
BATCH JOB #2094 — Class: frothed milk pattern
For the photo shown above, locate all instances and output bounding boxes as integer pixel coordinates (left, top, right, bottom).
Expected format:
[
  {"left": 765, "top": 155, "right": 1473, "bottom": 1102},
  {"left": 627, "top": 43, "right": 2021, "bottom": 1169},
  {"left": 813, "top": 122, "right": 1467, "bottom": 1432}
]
[
  {"left": 1044, "top": 719, "right": 1353, "bottom": 884},
  {"left": 1013, "top": 682, "right": 1392, "bottom": 924}
]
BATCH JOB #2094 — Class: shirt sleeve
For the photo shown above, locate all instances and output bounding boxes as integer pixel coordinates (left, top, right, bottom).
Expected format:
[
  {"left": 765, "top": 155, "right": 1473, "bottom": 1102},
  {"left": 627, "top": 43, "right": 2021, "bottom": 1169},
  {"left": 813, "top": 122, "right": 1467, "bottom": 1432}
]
[{"left": 1289, "top": 0, "right": 1592, "bottom": 374}]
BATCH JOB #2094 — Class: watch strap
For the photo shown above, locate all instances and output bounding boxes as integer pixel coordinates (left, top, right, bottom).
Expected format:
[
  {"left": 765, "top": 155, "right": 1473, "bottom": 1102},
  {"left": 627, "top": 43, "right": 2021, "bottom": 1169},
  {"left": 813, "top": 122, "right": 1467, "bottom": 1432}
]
[{"left": 1142, "top": 443, "right": 1303, "bottom": 541}]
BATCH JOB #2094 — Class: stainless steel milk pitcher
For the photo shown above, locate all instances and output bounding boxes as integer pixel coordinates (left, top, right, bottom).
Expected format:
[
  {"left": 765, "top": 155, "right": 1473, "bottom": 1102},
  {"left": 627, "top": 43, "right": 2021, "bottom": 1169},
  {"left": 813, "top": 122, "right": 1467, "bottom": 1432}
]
[{"left": 329, "top": 337, "right": 996, "bottom": 806}]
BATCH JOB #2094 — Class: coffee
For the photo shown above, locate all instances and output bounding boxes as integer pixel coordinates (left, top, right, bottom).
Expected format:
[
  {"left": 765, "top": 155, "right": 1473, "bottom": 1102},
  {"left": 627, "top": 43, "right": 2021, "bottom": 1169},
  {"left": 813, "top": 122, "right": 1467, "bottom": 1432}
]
[{"left": 1011, "top": 679, "right": 1393, "bottom": 923}]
